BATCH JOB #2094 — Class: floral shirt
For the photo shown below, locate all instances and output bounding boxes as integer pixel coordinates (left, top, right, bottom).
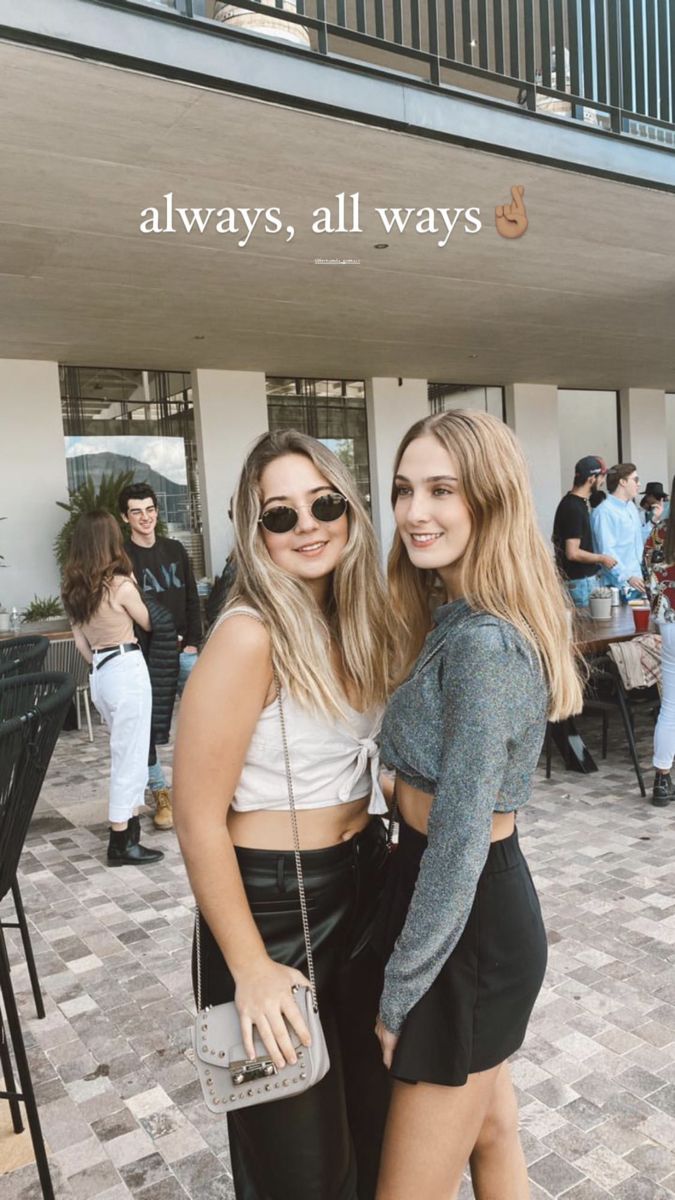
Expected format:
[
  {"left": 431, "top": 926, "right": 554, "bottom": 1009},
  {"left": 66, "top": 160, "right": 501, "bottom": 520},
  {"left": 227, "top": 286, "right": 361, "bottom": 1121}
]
[{"left": 643, "top": 521, "right": 675, "bottom": 621}]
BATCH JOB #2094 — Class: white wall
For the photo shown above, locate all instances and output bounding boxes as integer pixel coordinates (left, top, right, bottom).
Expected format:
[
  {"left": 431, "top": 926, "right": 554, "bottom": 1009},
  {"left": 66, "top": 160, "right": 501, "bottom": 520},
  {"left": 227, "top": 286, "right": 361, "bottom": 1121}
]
[
  {"left": 192, "top": 370, "right": 269, "bottom": 576},
  {"left": 558, "top": 390, "right": 619, "bottom": 490},
  {"left": 666, "top": 394, "right": 675, "bottom": 489},
  {"left": 365, "top": 378, "right": 429, "bottom": 559},
  {"left": 620, "top": 388, "right": 668, "bottom": 490},
  {"left": 504, "top": 383, "right": 561, "bottom": 537},
  {"left": 0, "top": 360, "right": 69, "bottom": 611}
]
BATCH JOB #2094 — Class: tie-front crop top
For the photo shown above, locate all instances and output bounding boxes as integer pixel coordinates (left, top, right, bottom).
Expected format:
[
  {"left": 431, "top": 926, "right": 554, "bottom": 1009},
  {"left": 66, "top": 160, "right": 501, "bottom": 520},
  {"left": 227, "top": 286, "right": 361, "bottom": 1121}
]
[
  {"left": 217, "top": 607, "right": 386, "bottom": 815},
  {"left": 378, "top": 598, "right": 548, "bottom": 1033}
]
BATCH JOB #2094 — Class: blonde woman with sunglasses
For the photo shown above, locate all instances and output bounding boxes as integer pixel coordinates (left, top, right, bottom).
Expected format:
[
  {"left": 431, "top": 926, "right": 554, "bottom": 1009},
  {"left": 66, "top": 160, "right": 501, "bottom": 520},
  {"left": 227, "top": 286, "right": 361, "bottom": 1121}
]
[{"left": 174, "top": 430, "right": 393, "bottom": 1200}]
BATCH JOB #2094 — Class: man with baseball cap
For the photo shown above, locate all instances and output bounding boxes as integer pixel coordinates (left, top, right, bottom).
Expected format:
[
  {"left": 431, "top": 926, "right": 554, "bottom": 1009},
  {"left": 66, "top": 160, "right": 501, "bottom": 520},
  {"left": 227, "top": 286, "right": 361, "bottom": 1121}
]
[{"left": 552, "top": 455, "right": 618, "bottom": 607}]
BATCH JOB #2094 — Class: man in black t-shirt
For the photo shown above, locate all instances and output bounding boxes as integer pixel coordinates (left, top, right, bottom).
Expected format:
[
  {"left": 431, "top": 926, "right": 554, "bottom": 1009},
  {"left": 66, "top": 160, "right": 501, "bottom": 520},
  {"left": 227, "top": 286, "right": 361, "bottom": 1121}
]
[
  {"left": 119, "top": 483, "right": 202, "bottom": 830},
  {"left": 552, "top": 455, "right": 618, "bottom": 607}
]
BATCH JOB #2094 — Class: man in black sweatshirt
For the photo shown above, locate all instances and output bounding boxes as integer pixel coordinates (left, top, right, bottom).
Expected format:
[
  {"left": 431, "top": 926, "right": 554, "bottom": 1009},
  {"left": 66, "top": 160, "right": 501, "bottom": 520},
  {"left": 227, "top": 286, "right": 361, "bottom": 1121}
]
[{"left": 119, "top": 482, "right": 202, "bottom": 830}]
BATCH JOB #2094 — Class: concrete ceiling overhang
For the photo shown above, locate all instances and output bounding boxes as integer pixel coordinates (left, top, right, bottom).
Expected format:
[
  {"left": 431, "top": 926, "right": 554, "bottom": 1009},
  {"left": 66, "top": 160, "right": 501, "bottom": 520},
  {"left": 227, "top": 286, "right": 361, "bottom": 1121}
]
[{"left": 0, "top": 39, "right": 675, "bottom": 388}]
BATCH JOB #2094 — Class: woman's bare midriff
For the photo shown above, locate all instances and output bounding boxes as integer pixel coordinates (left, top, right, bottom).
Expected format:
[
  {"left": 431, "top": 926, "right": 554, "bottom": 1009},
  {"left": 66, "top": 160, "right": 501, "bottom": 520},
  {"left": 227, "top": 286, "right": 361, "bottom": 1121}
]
[
  {"left": 397, "top": 779, "right": 516, "bottom": 841},
  {"left": 228, "top": 794, "right": 372, "bottom": 850}
]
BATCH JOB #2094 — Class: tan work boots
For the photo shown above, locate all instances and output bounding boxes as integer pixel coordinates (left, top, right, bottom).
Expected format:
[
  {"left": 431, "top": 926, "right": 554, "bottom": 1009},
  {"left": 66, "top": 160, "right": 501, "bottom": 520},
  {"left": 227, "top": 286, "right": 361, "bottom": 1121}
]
[{"left": 152, "top": 788, "right": 174, "bottom": 830}]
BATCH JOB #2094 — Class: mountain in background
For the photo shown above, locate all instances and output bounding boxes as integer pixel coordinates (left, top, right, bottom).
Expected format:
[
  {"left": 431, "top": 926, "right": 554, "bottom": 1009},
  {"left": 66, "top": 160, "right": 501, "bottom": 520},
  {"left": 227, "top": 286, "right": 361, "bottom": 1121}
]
[{"left": 66, "top": 450, "right": 189, "bottom": 526}]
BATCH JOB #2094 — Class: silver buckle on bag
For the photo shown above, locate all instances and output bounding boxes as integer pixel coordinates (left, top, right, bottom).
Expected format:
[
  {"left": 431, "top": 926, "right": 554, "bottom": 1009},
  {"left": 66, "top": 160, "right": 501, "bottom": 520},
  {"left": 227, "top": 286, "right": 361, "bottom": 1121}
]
[{"left": 230, "top": 1056, "right": 277, "bottom": 1085}]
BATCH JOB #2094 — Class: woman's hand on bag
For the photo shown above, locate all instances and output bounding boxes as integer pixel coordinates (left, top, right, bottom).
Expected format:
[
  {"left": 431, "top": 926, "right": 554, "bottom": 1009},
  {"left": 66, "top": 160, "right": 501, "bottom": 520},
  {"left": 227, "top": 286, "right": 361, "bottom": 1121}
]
[
  {"left": 375, "top": 1016, "right": 399, "bottom": 1070},
  {"left": 235, "top": 957, "right": 312, "bottom": 1069}
]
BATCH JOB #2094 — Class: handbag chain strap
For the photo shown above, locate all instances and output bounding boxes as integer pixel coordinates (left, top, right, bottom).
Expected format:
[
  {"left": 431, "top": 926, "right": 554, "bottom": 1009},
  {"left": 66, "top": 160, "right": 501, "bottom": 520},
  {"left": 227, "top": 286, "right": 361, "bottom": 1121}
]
[
  {"left": 195, "top": 666, "right": 318, "bottom": 1013},
  {"left": 274, "top": 668, "right": 318, "bottom": 1009}
]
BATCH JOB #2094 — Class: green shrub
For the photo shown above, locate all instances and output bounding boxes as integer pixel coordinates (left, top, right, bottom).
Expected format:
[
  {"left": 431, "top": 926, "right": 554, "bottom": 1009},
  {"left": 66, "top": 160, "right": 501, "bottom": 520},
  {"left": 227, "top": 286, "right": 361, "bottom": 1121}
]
[{"left": 22, "top": 595, "right": 64, "bottom": 622}]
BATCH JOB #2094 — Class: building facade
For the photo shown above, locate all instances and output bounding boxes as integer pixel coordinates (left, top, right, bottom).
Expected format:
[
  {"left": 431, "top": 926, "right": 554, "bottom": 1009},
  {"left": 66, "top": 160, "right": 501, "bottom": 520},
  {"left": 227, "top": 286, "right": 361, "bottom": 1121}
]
[{"left": 0, "top": 0, "right": 674, "bottom": 608}]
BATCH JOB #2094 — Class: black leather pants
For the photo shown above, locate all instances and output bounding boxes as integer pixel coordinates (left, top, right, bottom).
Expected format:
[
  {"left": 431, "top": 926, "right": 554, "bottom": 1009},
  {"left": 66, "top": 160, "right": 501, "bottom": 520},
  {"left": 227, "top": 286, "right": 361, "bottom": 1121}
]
[{"left": 194, "top": 818, "right": 391, "bottom": 1200}]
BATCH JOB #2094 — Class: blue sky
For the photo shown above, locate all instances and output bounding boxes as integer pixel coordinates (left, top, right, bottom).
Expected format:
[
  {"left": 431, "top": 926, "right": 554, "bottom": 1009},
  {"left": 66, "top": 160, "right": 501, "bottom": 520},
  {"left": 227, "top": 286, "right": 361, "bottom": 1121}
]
[{"left": 65, "top": 435, "right": 187, "bottom": 485}]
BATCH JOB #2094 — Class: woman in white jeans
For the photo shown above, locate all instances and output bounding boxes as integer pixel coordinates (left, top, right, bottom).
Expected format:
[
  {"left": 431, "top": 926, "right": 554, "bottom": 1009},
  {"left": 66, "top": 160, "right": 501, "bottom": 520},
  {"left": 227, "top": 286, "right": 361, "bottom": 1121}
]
[
  {"left": 62, "top": 511, "right": 163, "bottom": 866},
  {"left": 644, "top": 497, "right": 675, "bottom": 808}
]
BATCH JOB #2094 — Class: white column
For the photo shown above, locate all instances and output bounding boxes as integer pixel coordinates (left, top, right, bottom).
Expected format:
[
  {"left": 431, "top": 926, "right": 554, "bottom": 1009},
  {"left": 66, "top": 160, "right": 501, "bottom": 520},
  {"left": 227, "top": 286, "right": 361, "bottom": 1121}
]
[
  {"left": 557, "top": 390, "right": 619, "bottom": 490},
  {"left": 504, "top": 383, "right": 560, "bottom": 539},
  {"left": 192, "top": 370, "right": 268, "bottom": 576},
  {"left": 619, "top": 388, "right": 668, "bottom": 486},
  {"left": 485, "top": 386, "right": 504, "bottom": 420},
  {"left": 0, "top": 361, "right": 68, "bottom": 612},
  {"left": 365, "top": 378, "right": 428, "bottom": 559}
]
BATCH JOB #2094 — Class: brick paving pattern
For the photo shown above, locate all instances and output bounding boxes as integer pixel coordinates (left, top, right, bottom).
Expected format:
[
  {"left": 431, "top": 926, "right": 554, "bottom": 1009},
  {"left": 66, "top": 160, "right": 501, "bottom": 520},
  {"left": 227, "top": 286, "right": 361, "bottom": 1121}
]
[{"left": 1, "top": 706, "right": 675, "bottom": 1199}]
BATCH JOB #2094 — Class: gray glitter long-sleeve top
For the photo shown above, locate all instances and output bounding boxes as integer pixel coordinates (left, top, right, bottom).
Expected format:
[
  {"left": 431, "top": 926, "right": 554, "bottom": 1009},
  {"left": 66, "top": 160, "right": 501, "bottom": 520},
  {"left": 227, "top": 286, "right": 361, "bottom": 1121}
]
[{"left": 378, "top": 598, "right": 548, "bottom": 1034}]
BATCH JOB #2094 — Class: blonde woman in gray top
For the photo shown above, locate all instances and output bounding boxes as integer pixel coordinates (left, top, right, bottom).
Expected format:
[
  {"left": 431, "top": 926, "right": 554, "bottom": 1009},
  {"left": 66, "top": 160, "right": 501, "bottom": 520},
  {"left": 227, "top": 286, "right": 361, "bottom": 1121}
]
[
  {"left": 174, "top": 431, "right": 393, "bottom": 1200},
  {"left": 373, "top": 412, "right": 583, "bottom": 1200}
]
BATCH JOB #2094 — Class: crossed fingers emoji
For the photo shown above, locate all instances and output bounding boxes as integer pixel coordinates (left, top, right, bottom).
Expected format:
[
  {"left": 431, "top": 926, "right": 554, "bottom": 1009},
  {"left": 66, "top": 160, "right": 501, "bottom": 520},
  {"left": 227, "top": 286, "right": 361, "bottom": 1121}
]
[{"left": 495, "top": 185, "right": 528, "bottom": 239}]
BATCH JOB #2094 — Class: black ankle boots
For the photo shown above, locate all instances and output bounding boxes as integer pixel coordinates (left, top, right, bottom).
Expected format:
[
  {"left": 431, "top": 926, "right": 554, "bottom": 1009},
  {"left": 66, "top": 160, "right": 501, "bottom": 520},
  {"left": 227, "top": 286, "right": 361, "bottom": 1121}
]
[
  {"left": 652, "top": 772, "right": 675, "bottom": 807},
  {"left": 107, "top": 817, "right": 164, "bottom": 866}
]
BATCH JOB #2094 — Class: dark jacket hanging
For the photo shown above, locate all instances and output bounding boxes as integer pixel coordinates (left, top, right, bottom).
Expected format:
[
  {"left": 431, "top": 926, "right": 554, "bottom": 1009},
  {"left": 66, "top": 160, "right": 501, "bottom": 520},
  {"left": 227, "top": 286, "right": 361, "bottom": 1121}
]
[{"left": 135, "top": 596, "right": 179, "bottom": 745}]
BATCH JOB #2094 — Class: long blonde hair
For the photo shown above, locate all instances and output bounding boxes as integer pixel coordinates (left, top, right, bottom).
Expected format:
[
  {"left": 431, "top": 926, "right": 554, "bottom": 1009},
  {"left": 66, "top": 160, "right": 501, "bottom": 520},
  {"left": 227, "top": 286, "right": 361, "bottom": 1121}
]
[
  {"left": 226, "top": 430, "right": 392, "bottom": 716},
  {"left": 388, "top": 411, "right": 583, "bottom": 721}
]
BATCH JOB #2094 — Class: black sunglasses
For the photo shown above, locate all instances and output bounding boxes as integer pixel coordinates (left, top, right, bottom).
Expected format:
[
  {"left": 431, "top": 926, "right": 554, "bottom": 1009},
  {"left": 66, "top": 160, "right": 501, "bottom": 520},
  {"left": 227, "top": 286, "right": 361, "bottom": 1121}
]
[{"left": 259, "top": 492, "right": 349, "bottom": 534}]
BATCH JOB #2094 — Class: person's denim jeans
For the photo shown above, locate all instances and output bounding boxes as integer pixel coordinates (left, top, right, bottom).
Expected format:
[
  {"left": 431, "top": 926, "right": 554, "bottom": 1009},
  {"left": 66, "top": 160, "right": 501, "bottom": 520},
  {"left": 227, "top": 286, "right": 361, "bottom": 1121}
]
[
  {"left": 566, "top": 575, "right": 599, "bottom": 608},
  {"left": 654, "top": 621, "right": 675, "bottom": 771},
  {"left": 147, "top": 649, "right": 198, "bottom": 791},
  {"left": 177, "top": 649, "right": 198, "bottom": 693}
]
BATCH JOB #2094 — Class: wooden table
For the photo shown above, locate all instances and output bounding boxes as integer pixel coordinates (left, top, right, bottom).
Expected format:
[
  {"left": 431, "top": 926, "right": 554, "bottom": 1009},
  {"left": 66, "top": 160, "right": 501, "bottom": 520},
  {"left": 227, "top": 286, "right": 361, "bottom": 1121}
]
[
  {"left": 0, "top": 619, "right": 71, "bottom": 642},
  {"left": 550, "top": 604, "right": 655, "bottom": 774},
  {"left": 573, "top": 605, "right": 655, "bottom": 655}
]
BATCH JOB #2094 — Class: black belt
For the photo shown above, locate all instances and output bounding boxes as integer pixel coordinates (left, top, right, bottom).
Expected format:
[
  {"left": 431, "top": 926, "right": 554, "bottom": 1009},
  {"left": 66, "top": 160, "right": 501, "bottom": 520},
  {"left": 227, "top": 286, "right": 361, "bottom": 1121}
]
[{"left": 92, "top": 643, "right": 140, "bottom": 671}]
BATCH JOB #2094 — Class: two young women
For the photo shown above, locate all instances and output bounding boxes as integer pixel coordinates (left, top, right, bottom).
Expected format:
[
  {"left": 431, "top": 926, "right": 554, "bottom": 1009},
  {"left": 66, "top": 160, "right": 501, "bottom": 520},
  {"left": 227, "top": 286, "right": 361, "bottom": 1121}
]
[
  {"left": 63, "top": 512, "right": 163, "bottom": 867},
  {"left": 174, "top": 414, "right": 582, "bottom": 1200}
]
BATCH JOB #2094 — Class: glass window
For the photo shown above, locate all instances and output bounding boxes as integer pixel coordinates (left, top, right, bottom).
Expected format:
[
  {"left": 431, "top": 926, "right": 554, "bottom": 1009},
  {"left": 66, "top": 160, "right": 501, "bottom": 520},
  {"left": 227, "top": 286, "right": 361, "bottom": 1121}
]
[
  {"left": 429, "top": 384, "right": 504, "bottom": 417},
  {"left": 266, "top": 378, "right": 371, "bottom": 507},
  {"left": 60, "top": 365, "right": 204, "bottom": 574}
]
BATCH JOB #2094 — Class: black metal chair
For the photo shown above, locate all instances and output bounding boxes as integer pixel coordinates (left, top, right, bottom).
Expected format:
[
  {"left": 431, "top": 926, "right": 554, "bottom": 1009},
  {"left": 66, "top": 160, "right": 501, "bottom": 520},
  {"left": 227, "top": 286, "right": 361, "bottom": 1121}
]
[
  {"left": 0, "top": 651, "right": 61, "bottom": 1022},
  {"left": 0, "top": 636, "right": 49, "bottom": 680},
  {"left": 582, "top": 655, "right": 658, "bottom": 797},
  {"left": 0, "top": 672, "right": 75, "bottom": 1200}
]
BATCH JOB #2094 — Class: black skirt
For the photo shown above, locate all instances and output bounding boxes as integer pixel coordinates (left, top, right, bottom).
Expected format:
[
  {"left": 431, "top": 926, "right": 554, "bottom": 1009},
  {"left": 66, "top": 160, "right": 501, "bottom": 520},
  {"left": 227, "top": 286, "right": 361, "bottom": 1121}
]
[{"left": 375, "top": 814, "right": 548, "bottom": 1087}]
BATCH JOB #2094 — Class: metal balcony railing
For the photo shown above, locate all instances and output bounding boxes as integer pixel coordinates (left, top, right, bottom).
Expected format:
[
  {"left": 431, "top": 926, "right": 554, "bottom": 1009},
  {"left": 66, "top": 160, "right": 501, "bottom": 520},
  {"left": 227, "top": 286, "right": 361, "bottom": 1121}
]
[{"left": 106, "top": 1, "right": 675, "bottom": 147}]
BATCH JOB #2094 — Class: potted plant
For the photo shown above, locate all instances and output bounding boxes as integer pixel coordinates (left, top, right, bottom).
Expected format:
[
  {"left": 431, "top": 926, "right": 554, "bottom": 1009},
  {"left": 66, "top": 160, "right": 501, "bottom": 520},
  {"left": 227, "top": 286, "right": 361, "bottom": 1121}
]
[
  {"left": 589, "top": 586, "right": 613, "bottom": 620},
  {"left": 22, "top": 595, "right": 64, "bottom": 623}
]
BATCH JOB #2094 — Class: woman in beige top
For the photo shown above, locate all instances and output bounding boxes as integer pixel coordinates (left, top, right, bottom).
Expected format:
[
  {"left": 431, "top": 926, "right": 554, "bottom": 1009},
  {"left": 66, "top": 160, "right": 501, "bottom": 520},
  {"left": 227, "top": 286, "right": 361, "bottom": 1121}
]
[{"left": 62, "top": 511, "right": 163, "bottom": 867}]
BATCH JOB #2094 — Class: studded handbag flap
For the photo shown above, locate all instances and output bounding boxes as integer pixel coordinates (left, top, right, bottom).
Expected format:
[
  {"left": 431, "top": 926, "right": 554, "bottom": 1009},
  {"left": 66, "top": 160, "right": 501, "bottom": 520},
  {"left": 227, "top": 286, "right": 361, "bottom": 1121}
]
[{"left": 193, "top": 986, "right": 329, "bottom": 1113}]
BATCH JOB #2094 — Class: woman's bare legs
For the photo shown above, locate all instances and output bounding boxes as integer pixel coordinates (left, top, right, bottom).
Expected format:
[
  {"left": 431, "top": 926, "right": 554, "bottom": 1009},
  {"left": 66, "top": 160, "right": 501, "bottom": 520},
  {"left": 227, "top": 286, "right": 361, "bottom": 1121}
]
[
  {"left": 375, "top": 1065, "right": 502, "bottom": 1200},
  {"left": 376, "top": 1062, "right": 529, "bottom": 1200},
  {"left": 470, "top": 1064, "right": 529, "bottom": 1200}
]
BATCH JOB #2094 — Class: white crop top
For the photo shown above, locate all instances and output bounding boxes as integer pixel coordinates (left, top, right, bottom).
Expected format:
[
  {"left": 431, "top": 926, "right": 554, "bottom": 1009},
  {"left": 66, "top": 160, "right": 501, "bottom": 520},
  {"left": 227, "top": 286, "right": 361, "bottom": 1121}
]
[{"left": 216, "top": 607, "right": 386, "bottom": 815}]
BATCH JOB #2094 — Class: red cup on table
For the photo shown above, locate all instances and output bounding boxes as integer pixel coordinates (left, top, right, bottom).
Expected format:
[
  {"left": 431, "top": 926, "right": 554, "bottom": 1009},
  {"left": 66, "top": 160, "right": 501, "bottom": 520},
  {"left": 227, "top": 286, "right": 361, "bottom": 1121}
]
[{"left": 632, "top": 605, "right": 650, "bottom": 633}]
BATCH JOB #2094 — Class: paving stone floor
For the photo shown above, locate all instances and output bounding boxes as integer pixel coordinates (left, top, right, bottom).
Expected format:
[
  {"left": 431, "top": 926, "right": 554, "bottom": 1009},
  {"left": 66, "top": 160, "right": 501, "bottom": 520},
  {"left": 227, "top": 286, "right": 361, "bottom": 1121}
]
[{"left": 1, "top": 707, "right": 675, "bottom": 1199}]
